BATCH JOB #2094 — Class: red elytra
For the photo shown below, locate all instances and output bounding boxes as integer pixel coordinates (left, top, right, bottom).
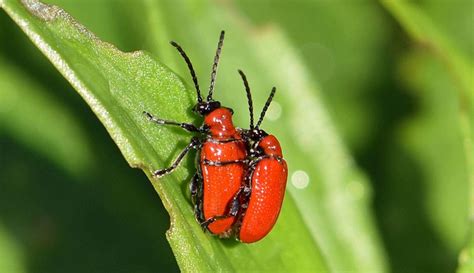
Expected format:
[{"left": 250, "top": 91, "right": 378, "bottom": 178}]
[
  {"left": 235, "top": 71, "right": 288, "bottom": 243},
  {"left": 200, "top": 108, "right": 246, "bottom": 234},
  {"left": 239, "top": 135, "right": 288, "bottom": 243},
  {"left": 143, "top": 31, "right": 246, "bottom": 236}
]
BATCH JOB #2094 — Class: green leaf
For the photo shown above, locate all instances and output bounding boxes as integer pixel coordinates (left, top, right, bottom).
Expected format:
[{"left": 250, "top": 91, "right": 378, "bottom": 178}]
[
  {"left": 381, "top": 1, "right": 474, "bottom": 272},
  {"left": 1, "top": 0, "right": 388, "bottom": 272}
]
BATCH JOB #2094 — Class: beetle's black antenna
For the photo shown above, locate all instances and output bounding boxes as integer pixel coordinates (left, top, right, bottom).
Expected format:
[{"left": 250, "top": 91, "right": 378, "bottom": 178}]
[
  {"left": 238, "top": 70, "right": 254, "bottom": 129},
  {"left": 256, "top": 87, "right": 276, "bottom": 128},
  {"left": 207, "top": 30, "right": 225, "bottom": 101},
  {"left": 170, "top": 41, "right": 203, "bottom": 103}
]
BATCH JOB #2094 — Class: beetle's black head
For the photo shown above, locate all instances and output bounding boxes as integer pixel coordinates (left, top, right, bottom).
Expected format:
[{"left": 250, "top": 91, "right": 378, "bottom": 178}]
[
  {"left": 192, "top": 101, "right": 222, "bottom": 116},
  {"left": 243, "top": 128, "right": 268, "bottom": 142},
  {"left": 241, "top": 128, "right": 268, "bottom": 157}
]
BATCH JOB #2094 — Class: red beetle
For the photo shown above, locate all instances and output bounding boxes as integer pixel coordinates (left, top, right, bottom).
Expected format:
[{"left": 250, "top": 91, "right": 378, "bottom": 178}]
[
  {"left": 236, "top": 70, "right": 288, "bottom": 243},
  {"left": 144, "top": 31, "right": 246, "bottom": 236}
]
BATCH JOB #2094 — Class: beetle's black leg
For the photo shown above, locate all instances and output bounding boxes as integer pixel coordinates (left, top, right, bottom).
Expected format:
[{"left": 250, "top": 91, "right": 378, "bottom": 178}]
[
  {"left": 153, "top": 137, "right": 202, "bottom": 177},
  {"left": 143, "top": 111, "right": 206, "bottom": 133},
  {"left": 200, "top": 185, "right": 247, "bottom": 229},
  {"left": 190, "top": 173, "right": 206, "bottom": 223},
  {"left": 191, "top": 173, "right": 203, "bottom": 207},
  {"left": 200, "top": 215, "right": 231, "bottom": 230},
  {"left": 190, "top": 173, "right": 200, "bottom": 205},
  {"left": 202, "top": 159, "right": 247, "bottom": 166}
]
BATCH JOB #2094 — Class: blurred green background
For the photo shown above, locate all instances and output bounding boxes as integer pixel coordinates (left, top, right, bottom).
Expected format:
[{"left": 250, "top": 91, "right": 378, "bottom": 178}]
[{"left": 0, "top": 0, "right": 472, "bottom": 272}]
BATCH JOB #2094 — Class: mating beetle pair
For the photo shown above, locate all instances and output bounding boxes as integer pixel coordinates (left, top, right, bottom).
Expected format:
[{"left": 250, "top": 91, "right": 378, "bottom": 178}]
[{"left": 144, "top": 31, "right": 287, "bottom": 243}]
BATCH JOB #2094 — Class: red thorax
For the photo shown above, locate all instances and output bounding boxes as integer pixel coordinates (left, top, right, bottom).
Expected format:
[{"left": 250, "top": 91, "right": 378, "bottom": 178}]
[{"left": 204, "top": 108, "right": 239, "bottom": 139}]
